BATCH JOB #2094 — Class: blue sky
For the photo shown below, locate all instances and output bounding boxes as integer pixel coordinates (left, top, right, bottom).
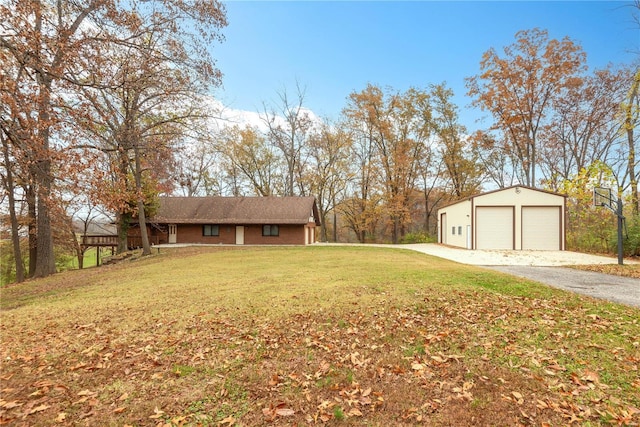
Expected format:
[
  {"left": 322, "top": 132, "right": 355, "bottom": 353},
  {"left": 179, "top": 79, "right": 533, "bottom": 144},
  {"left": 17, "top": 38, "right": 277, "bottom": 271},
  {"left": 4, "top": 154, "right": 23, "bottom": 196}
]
[{"left": 212, "top": 1, "right": 639, "bottom": 130}]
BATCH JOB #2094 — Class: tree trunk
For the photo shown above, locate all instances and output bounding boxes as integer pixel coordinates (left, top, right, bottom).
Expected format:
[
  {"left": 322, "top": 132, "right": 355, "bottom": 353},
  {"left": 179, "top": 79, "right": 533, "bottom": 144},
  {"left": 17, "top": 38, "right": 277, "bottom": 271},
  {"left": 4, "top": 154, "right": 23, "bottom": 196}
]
[
  {"left": 1, "top": 138, "right": 25, "bottom": 282},
  {"left": 116, "top": 211, "right": 130, "bottom": 254},
  {"left": 33, "top": 158, "right": 56, "bottom": 277},
  {"left": 531, "top": 139, "right": 536, "bottom": 187},
  {"left": 27, "top": 185, "right": 37, "bottom": 277},
  {"left": 134, "top": 145, "right": 151, "bottom": 256},
  {"left": 391, "top": 217, "right": 399, "bottom": 244},
  {"left": 332, "top": 208, "right": 338, "bottom": 243},
  {"left": 33, "top": 77, "right": 56, "bottom": 278},
  {"left": 75, "top": 244, "right": 85, "bottom": 269},
  {"left": 136, "top": 198, "right": 151, "bottom": 256},
  {"left": 626, "top": 69, "right": 639, "bottom": 216}
]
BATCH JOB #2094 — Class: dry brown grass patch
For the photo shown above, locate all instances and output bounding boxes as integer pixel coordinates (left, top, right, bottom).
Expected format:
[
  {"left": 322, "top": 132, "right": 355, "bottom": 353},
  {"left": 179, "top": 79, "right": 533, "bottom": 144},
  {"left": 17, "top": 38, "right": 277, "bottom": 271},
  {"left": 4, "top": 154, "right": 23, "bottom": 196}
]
[{"left": 1, "top": 247, "right": 638, "bottom": 426}]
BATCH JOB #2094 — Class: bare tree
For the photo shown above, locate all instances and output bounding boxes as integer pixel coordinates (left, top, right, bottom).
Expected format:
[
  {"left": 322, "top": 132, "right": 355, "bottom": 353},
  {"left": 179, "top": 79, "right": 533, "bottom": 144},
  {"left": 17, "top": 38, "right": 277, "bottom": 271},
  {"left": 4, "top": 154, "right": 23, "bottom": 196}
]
[
  {"left": 262, "top": 83, "right": 313, "bottom": 196},
  {"left": 304, "top": 121, "right": 353, "bottom": 241},
  {"left": 217, "top": 125, "right": 282, "bottom": 196}
]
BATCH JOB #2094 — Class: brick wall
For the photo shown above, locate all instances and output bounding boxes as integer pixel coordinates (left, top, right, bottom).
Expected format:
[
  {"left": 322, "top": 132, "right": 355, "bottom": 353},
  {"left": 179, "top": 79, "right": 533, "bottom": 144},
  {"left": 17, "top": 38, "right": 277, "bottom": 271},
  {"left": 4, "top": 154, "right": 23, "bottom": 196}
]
[
  {"left": 129, "top": 223, "right": 316, "bottom": 246},
  {"left": 175, "top": 224, "right": 308, "bottom": 245}
]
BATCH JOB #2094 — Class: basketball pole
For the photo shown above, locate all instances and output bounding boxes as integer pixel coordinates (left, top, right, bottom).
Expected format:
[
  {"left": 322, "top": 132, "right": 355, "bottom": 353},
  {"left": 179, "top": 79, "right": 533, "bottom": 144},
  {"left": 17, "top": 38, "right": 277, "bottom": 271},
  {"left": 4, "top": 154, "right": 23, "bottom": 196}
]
[
  {"left": 594, "top": 187, "right": 624, "bottom": 265},
  {"left": 616, "top": 197, "right": 623, "bottom": 265}
]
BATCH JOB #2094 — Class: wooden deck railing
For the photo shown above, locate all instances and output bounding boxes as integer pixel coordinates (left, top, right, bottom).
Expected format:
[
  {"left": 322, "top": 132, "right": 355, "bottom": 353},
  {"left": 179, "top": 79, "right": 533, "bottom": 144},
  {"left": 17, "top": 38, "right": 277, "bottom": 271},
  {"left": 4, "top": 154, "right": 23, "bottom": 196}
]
[
  {"left": 126, "top": 236, "right": 160, "bottom": 249},
  {"left": 81, "top": 235, "right": 118, "bottom": 247}
]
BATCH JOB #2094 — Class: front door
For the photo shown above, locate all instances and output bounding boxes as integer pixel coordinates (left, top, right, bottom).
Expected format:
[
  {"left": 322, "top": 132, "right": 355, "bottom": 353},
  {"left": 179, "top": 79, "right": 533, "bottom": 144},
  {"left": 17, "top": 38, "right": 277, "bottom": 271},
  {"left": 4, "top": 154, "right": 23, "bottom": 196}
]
[
  {"left": 235, "top": 226, "right": 244, "bottom": 245},
  {"left": 168, "top": 224, "right": 177, "bottom": 244}
]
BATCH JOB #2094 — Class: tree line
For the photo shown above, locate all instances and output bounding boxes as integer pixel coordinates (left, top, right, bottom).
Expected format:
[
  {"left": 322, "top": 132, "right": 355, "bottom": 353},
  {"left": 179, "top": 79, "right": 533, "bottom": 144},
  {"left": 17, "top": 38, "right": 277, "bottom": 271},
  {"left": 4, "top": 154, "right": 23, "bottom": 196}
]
[{"left": 1, "top": 1, "right": 639, "bottom": 284}]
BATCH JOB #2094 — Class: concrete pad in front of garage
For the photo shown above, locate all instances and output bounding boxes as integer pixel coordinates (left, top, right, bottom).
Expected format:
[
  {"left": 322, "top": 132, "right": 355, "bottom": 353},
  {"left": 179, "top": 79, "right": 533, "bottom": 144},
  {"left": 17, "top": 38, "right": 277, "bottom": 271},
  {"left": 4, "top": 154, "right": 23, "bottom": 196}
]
[{"left": 399, "top": 243, "right": 632, "bottom": 266}]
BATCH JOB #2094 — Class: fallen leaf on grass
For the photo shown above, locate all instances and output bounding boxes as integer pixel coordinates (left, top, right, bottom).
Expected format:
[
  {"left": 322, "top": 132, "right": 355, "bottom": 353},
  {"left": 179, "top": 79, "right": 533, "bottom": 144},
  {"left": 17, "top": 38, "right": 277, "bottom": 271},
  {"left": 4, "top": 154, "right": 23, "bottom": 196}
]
[
  {"left": 263, "top": 403, "right": 295, "bottom": 421},
  {"left": 27, "top": 404, "right": 50, "bottom": 415},
  {"left": 149, "top": 407, "right": 165, "bottom": 419},
  {"left": 348, "top": 408, "right": 363, "bottom": 417},
  {"left": 511, "top": 391, "right": 524, "bottom": 404},
  {"left": 0, "top": 400, "right": 22, "bottom": 409},
  {"left": 581, "top": 370, "right": 600, "bottom": 383},
  {"left": 218, "top": 415, "right": 235, "bottom": 425},
  {"left": 275, "top": 408, "right": 295, "bottom": 417}
]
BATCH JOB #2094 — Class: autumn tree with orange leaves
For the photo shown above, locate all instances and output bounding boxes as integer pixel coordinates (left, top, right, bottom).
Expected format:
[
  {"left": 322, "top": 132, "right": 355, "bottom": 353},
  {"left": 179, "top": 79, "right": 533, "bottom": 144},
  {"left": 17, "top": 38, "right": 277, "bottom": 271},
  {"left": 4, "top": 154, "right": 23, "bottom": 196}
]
[
  {"left": 467, "top": 28, "right": 586, "bottom": 188},
  {"left": 343, "top": 84, "right": 432, "bottom": 244},
  {"left": 430, "top": 83, "right": 482, "bottom": 198},
  {"left": 1, "top": 0, "right": 226, "bottom": 274}
]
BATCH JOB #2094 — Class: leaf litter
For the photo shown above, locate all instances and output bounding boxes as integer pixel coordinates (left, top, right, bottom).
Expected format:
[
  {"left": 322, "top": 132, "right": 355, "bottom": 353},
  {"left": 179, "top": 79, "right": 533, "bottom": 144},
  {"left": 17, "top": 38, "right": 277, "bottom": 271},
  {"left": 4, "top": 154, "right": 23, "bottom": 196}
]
[{"left": 1, "top": 247, "right": 639, "bottom": 426}]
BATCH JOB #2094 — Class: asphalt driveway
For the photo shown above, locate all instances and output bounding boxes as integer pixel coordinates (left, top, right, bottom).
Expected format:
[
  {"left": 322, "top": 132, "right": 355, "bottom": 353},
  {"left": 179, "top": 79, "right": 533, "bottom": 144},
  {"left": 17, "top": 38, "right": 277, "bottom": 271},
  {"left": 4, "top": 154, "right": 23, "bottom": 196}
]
[
  {"left": 397, "top": 244, "right": 640, "bottom": 309},
  {"left": 483, "top": 265, "right": 640, "bottom": 308}
]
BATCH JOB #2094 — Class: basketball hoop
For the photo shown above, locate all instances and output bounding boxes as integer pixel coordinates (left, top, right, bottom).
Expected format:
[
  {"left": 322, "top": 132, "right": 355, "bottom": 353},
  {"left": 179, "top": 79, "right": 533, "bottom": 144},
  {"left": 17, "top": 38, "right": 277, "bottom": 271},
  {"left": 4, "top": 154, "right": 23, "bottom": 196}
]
[
  {"left": 593, "top": 186, "right": 625, "bottom": 265},
  {"left": 593, "top": 187, "right": 612, "bottom": 208}
]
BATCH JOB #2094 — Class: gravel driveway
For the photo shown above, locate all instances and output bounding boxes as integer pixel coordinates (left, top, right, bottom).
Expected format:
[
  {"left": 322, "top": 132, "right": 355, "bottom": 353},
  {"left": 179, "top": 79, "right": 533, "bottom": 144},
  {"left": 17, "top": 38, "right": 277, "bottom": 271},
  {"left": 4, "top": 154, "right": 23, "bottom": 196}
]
[{"left": 397, "top": 244, "right": 639, "bottom": 308}]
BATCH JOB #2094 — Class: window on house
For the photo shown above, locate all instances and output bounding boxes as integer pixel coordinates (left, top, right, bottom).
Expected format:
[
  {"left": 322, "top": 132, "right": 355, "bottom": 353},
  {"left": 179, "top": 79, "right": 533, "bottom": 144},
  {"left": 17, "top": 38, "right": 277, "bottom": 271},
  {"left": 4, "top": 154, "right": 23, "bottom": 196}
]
[
  {"left": 263, "top": 225, "right": 279, "bottom": 236},
  {"left": 458, "top": 226, "right": 462, "bottom": 235},
  {"left": 203, "top": 224, "right": 219, "bottom": 236},
  {"left": 452, "top": 226, "right": 455, "bottom": 235}
]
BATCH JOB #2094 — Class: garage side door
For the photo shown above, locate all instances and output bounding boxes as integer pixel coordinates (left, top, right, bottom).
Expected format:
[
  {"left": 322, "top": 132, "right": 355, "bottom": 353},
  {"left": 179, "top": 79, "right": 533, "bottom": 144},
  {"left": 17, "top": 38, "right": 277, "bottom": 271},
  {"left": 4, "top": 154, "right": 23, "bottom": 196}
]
[
  {"left": 522, "top": 206, "right": 560, "bottom": 250},
  {"left": 440, "top": 213, "right": 447, "bottom": 244},
  {"left": 476, "top": 206, "right": 513, "bottom": 249}
]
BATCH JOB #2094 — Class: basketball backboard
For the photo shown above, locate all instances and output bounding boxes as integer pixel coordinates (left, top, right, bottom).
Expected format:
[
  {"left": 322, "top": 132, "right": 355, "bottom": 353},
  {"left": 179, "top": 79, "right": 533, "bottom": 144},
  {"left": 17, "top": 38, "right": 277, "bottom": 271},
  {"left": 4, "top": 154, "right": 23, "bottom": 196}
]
[{"left": 593, "top": 187, "right": 613, "bottom": 208}]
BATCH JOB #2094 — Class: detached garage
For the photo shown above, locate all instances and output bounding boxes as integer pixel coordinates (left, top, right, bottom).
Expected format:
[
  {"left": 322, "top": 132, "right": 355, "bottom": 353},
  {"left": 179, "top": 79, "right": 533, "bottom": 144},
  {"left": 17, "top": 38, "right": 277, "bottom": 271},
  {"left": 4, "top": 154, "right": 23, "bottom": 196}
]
[{"left": 437, "top": 186, "right": 566, "bottom": 250}]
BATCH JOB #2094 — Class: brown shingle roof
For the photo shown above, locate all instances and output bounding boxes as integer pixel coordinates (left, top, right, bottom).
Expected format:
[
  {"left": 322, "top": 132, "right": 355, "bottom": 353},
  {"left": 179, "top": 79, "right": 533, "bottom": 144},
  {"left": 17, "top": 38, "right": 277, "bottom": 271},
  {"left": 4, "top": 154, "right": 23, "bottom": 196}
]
[{"left": 152, "top": 196, "right": 321, "bottom": 226}]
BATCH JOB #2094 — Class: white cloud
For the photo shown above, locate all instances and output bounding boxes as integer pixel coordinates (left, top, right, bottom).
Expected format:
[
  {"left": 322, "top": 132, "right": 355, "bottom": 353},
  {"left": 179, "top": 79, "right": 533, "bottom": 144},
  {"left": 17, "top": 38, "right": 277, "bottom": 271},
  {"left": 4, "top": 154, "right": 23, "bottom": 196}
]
[{"left": 203, "top": 96, "right": 323, "bottom": 133}]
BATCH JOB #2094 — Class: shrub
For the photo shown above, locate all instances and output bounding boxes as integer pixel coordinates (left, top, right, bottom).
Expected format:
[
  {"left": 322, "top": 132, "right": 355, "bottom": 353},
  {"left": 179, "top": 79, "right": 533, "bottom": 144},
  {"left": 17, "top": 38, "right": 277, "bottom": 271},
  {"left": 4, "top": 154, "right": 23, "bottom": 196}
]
[
  {"left": 621, "top": 213, "right": 640, "bottom": 257},
  {"left": 400, "top": 232, "right": 436, "bottom": 244}
]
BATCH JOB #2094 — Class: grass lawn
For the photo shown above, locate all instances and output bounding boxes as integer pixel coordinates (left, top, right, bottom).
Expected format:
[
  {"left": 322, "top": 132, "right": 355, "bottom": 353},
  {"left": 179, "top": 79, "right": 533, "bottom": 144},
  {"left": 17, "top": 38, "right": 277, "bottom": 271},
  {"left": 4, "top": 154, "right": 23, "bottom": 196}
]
[{"left": 1, "top": 246, "right": 638, "bottom": 426}]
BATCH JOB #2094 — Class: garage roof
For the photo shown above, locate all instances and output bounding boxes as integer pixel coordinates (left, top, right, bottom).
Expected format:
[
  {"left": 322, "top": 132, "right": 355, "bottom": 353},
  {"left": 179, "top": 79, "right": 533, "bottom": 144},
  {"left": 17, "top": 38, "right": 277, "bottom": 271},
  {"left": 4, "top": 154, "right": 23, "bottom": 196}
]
[{"left": 439, "top": 185, "right": 566, "bottom": 209}]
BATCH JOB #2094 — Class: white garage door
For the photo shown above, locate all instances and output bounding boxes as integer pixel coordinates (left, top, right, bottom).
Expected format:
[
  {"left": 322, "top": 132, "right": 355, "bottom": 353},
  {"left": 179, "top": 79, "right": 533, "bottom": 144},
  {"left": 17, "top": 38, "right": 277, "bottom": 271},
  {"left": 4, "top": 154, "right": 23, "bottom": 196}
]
[
  {"left": 476, "top": 206, "right": 514, "bottom": 249},
  {"left": 522, "top": 206, "right": 561, "bottom": 250}
]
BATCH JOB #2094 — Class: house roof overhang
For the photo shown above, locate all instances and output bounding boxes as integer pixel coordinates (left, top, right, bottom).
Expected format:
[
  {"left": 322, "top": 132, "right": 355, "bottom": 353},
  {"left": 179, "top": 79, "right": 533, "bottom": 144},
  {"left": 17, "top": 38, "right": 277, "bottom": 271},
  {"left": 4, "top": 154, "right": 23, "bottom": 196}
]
[{"left": 145, "top": 196, "right": 322, "bottom": 226}]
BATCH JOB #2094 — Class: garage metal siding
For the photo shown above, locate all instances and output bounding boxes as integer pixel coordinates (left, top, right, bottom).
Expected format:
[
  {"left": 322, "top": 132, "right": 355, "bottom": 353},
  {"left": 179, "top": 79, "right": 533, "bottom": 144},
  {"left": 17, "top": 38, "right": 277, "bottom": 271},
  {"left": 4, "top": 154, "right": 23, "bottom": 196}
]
[
  {"left": 476, "top": 206, "right": 514, "bottom": 249},
  {"left": 522, "top": 206, "right": 561, "bottom": 250}
]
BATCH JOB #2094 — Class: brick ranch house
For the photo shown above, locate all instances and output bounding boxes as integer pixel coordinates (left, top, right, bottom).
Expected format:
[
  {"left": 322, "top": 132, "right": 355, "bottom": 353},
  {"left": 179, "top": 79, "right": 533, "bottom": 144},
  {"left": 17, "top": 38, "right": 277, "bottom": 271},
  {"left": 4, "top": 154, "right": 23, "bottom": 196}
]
[{"left": 128, "top": 196, "right": 321, "bottom": 247}]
